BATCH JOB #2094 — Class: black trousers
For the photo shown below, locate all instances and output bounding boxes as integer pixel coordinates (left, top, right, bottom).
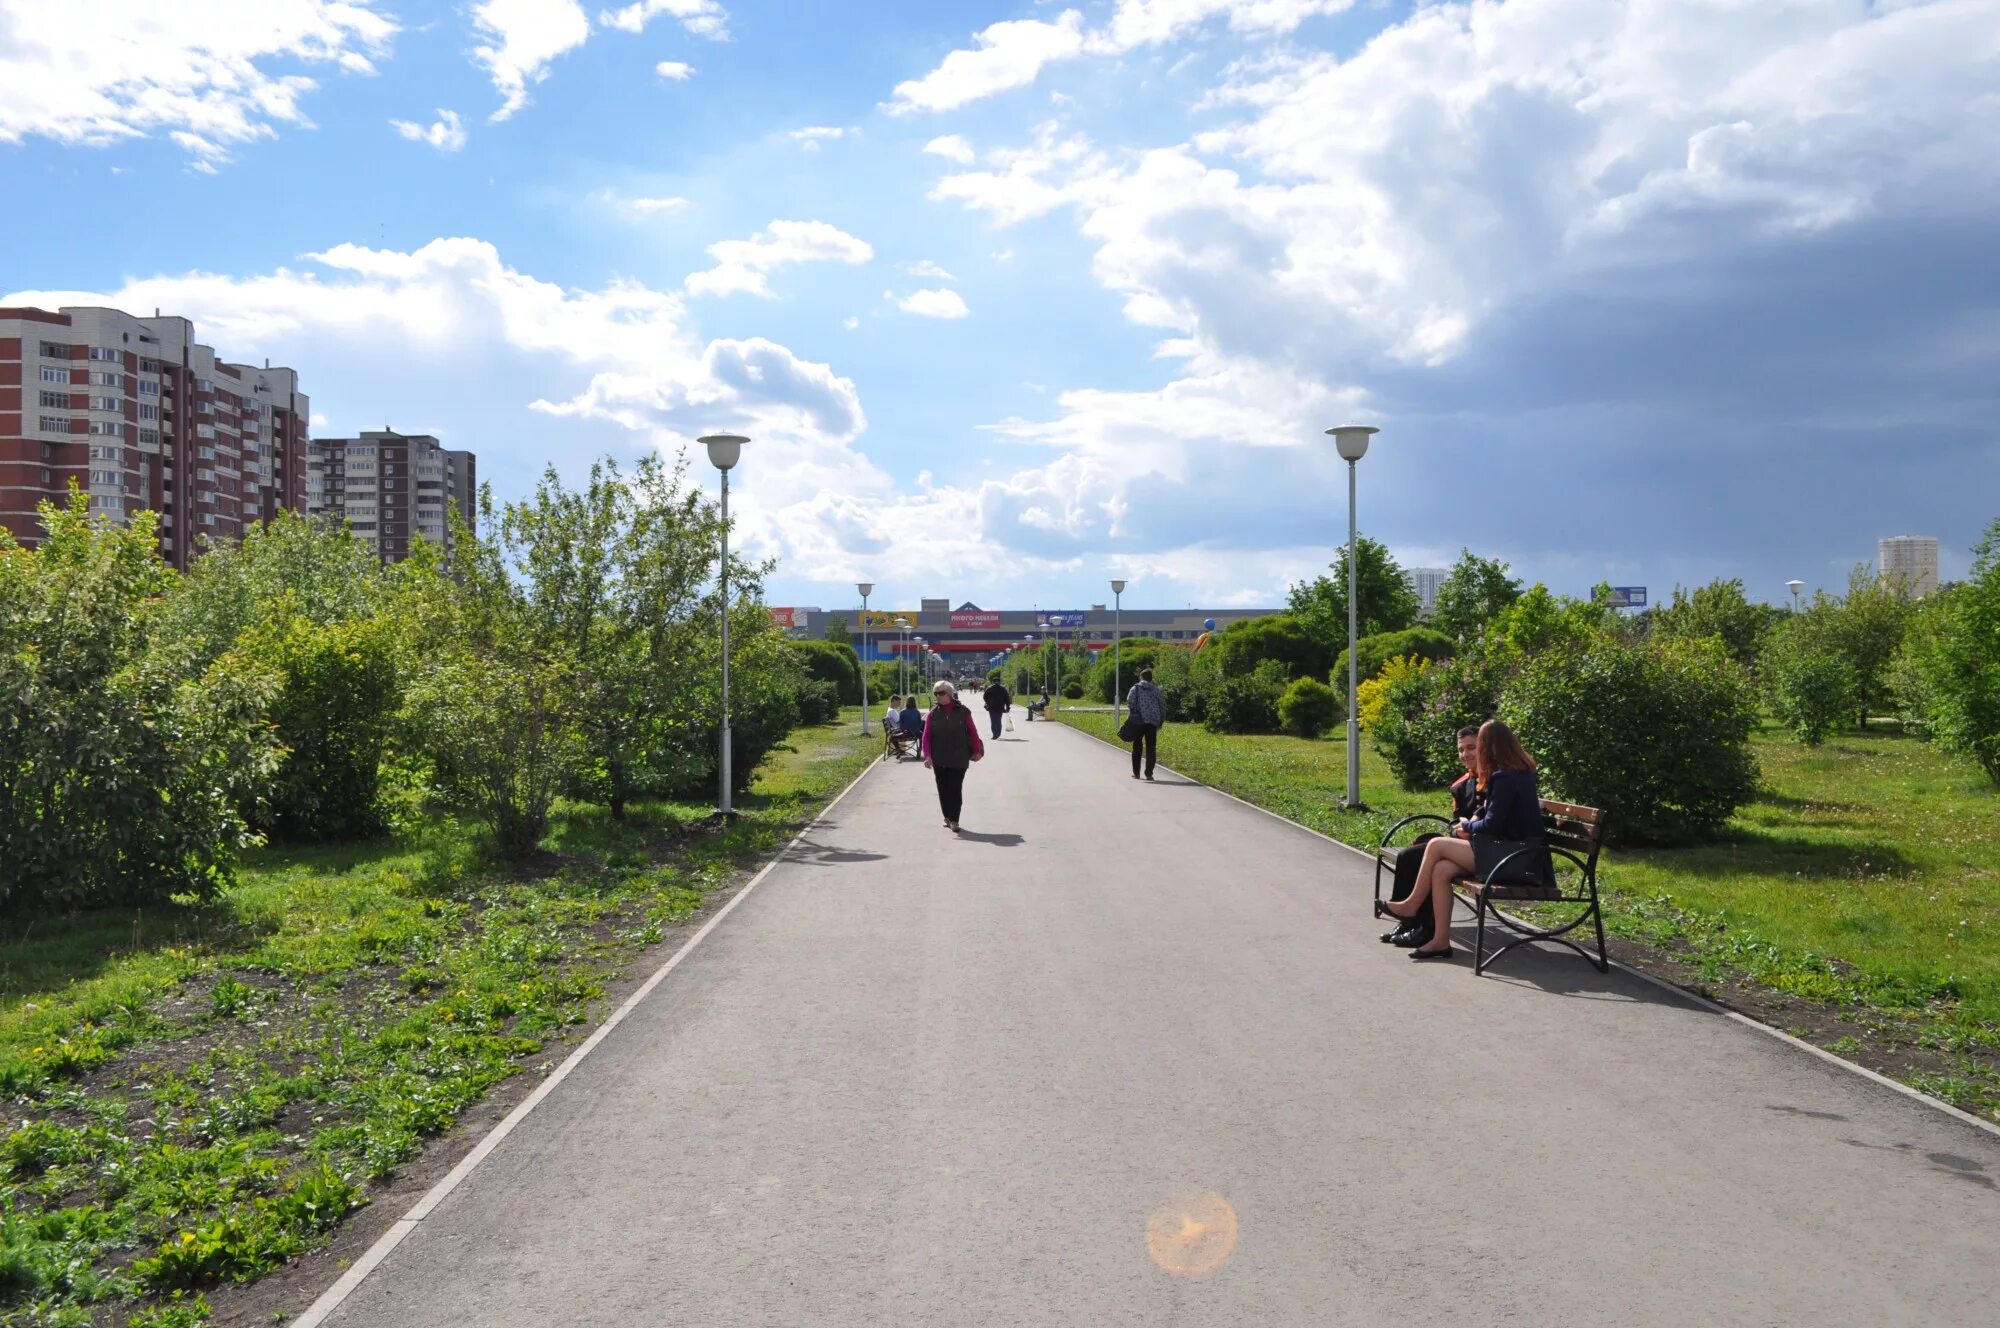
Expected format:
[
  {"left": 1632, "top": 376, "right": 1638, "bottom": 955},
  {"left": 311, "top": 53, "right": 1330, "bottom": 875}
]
[
  {"left": 987, "top": 707, "right": 1005, "bottom": 738},
  {"left": 934, "top": 765, "right": 967, "bottom": 822},
  {"left": 1391, "top": 835, "right": 1437, "bottom": 939},
  {"left": 1130, "top": 723, "right": 1158, "bottom": 777}
]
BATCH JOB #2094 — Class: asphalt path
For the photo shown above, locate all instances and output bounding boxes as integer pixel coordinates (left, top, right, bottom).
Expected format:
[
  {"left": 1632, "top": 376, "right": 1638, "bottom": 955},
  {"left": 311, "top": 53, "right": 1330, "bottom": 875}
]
[{"left": 316, "top": 718, "right": 2000, "bottom": 1326}]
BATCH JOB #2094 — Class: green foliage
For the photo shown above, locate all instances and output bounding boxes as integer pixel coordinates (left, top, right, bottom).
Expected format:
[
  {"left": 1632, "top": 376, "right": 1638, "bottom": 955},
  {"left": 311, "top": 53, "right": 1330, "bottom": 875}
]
[
  {"left": 1204, "top": 660, "right": 1288, "bottom": 734},
  {"left": 795, "top": 639, "right": 862, "bottom": 704},
  {"left": 1764, "top": 631, "right": 1858, "bottom": 746},
  {"left": 1896, "top": 520, "right": 2000, "bottom": 783},
  {"left": 1430, "top": 549, "right": 1523, "bottom": 640},
  {"left": 1785, "top": 565, "right": 1916, "bottom": 728},
  {"left": 1356, "top": 654, "right": 1429, "bottom": 733},
  {"left": 1486, "top": 583, "right": 1620, "bottom": 656},
  {"left": 794, "top": 679, "right": 842, "bottom": 726},
  {"left": 1504, "top": 636, "right": 1760, "bottom": 844},
  {"left": 1331, "top": 626, "right": 1456, "bottom": 692},
  {"left": 823, "top": 614, "right": 851, "bottom": 646},
  {"left": 0, "top": 492, "right": 281, "bottom": 915},
  {"left": 155, "top": 511, "right": 383, "bottom": 668},
  {"left": 1086, "top": 637, "right": 1164, "bottom": 701},
  {"left": 1061, "top": 679, "right": 1084, "bottom": 700},
  {"left": 1371, "top": 649, "right": 1508, "bottom": 790},
  {"left": 1286, "top": 534, "right": 1421, "bottom": 652},
  {"left": 238, "top": 615, "right": 399, "bottom": 841},
  {"left": 1213, "top": 614, "right": 1328, "bottom": 681},
  {"left": 1651, "top": 577, "right": 1777, "bottom": 667},
  {"left": 1276, "top": 676, "right": 1341, "bottom": 739}
]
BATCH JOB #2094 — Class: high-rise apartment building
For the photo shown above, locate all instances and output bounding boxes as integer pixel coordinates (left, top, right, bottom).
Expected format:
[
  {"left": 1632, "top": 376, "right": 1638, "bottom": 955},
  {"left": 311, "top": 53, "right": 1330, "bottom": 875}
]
[
  {"left": 308, "top": 430, "right": 476, "bottom": 561},
  {"left": 1, "top": 306, "right": 308, "bottom": 568},
  {"left": 1405, "top": 566, "right": 1449, "bottom": 616},
  {"left": 1878, "top": 535, "right": 1939, "bottom": 597}
]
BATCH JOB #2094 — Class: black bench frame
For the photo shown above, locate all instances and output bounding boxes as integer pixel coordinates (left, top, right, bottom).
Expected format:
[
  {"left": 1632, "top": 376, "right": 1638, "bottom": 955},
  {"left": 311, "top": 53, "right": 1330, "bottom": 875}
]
[
  {"left": 881, "top": 724, "right": 919, "bottom": 761},
  {"left": 1372, "top": 799, "right": 1609, "bottom": 975}
]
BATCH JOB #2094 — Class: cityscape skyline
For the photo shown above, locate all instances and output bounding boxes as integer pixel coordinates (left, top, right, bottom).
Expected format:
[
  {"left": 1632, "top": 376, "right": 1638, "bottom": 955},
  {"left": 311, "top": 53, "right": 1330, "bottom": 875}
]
[{"left": 4, "top": 1, "right": 1994, "bottom": 608}]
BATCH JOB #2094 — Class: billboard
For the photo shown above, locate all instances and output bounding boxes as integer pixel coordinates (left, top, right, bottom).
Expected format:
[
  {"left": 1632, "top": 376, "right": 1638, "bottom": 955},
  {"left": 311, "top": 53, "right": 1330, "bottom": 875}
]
[
  {"left": 1607, "top": 586, "right": 1648, "bottom": 609},
  {"left": 1036, "top": 611, "right": 1087, "bottom": 628},
  {"left": 857, "top": 610, "right": 916, "bottom": 629},
  {"left": 769, "top": 607, "right": 805, "bottom": 629},
  {"left": 950, "top": 610, "right": 1002, "bottom": 628}
]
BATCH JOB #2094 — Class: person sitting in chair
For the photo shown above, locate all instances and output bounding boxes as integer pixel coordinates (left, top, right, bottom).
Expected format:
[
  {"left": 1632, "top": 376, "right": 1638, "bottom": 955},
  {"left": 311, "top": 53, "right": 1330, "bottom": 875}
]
[
  {"left": 898, "top": 694, "right": 924, "bottom": 739},
  {"left": 1025, "top": 690, "right": 1051, "bottom": 720},
  {"left": 1380, "top": 726, "right": 1485, "bottom": 949}
]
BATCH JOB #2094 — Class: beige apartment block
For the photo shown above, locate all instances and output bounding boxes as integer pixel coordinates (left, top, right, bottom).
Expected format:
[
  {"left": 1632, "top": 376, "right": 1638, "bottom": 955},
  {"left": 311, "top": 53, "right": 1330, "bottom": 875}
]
[
  {"left": 1878, "top": 535, "right": 1940, "bottom": 597},
  {"left": 308, "top": 430, "right": 477, "bottom": 561}
]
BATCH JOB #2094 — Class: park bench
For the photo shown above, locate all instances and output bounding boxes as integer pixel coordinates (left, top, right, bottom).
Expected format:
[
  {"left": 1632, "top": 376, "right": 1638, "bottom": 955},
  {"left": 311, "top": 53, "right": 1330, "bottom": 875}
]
[
  {"left": 1372, "top": 798, "right": 1609, "bottom": 975},
  {"left": 882, "top": 723, "right": 919, "bottom": 762}
]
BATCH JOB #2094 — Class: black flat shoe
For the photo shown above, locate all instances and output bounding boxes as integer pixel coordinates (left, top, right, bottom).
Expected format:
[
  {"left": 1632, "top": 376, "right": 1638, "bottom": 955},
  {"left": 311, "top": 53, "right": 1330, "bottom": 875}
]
[
  {"left": 1409, "top": 947, "right": 1457, "bottom": 962},
  {"left": 1391, "top": 928, "right": 1434, "bottom": 949}
]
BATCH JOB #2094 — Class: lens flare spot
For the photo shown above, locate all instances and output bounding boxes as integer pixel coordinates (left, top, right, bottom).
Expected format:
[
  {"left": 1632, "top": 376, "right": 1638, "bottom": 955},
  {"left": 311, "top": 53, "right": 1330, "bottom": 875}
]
[{"left": 1146, "top": 1190, "right": 1238, "bottom": 1277}]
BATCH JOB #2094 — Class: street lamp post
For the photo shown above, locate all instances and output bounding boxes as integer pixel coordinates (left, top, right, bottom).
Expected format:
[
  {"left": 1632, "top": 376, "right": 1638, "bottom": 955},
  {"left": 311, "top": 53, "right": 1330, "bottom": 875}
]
[
  {"left": 1327, "top": 424, "right": 1379, "bottom": 811},
  {"left": 1110, "top": 579, "right": 1127, "bottom": 722},
  {"left": 700, "top": 433, "right": 748, "bottom": 816},
  {"left": 857, "top": 582, "right": 873, "bottom": 735},
  {"left": 1786, "top": 579, "right": 1804, "bottom": 614}
]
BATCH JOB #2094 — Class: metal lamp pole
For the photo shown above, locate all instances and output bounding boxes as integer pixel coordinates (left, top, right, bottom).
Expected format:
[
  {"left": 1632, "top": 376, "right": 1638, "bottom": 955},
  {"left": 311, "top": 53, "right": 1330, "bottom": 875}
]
[
  {"left": 857, "top": 582, "right": 873, "bottom": 734},
  {"left": 1327, "top": 425, "right": 1378, "bottom": 811},
  {"left": 700, "top": 433, "right": 749, "bottom": 816},
  {"left": 896, "top": 617, "right": 910, "bottom": 698},
  {"left": 1110, "top": 579, "right": 1127, "bottom": 721}
]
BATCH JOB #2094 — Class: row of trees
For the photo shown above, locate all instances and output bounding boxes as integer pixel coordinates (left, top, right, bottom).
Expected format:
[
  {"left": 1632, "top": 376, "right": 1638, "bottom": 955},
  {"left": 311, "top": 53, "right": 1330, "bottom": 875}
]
[{"left": 1, "top": 458, "right": 829, "bottom": 916}]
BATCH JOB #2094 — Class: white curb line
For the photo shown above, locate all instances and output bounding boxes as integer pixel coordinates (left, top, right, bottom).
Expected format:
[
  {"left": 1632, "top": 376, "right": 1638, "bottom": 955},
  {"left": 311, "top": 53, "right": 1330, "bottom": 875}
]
[
  {"left": 1049, "top": 717, "right": 2000, "bottom": 1141},
  {"left": 290, "top": 755, "right": 884, "bottom": 1327}
]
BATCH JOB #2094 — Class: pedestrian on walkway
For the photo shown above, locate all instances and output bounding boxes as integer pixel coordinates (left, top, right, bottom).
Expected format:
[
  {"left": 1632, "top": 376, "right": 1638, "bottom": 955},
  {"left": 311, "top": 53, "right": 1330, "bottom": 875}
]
[
  {"left": 982, "top": 678, "right": 1012, "bottom": 739},
  {"left": 921, "top": 680, "right": 984, "bottom": 832},
  {"left": 1124, "top": 668, "right": 1166, "bottom": 780}
]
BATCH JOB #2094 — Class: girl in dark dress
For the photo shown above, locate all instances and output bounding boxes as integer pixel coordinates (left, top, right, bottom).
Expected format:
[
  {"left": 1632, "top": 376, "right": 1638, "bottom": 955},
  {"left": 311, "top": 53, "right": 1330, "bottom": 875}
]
[{"left": 1384, "top": 719, "right": 1543, "bottom": 962}]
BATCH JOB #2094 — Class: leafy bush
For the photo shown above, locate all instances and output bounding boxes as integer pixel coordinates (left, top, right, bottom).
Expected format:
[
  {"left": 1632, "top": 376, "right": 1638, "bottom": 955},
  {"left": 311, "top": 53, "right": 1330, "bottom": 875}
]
[
  {"left": 1277, "top": 676, "right": 1341, "bottom": 738},
  {"left": 1332, "top": 626, "right": 1456, "bottom": 692},
  {"left": 1372, "top": 649, "right": 1507, "bottom": 790},
  {"left": 795, "top": 639, "right": 862, "bottom": 704},
  {"left": 1213, "top": 614, "right": 1328, "bottom": 681},
  {"left": 1355, "top": 654, "right": 1429, "bottom": 732},
  {"left": 1205, "top": 660, "right": 1288, "bottom": 734},
  {"left": 1086, "top": 637, "right": 1165, "bottom": 701},
  {"left": 1148, "top": 643, "right": 1213, "bottom": 722},
  {"left": 1503, "top": 636, "right": 1759, "bottom": 845},
  {"left": 795, "top": 678, "right": 842, "bottom": 726},
  {"left": 1651, "top": 577, "right": 1776, "bottom": 667},
  {"left": 1062, "top": 679, "right": 1084, "bottom": 699},
  {"left": 239, "top": 615, "right": 400, "bottom": 841},
  {"left": 0, "top": 494, "right": 281, "bottom": 915},
  {"left": 1765, "top": 644, "right": 1857, "bottom": 746},
  {"left": 1895, "top": 520, "right": 2000, "bottom": 783}
]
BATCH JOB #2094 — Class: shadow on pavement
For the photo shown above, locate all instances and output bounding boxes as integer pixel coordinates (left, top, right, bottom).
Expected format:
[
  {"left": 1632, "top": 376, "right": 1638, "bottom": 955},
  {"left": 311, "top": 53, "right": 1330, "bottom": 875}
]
[
  {"left": 953, "top": 830, "right": 1024, "bottom": 847},
  {"left": 782, "top": 837, "right": 890, "bottom": 867},
  {"left": 1444, "top": 928, "right": 1697, "bottom": 1008}
]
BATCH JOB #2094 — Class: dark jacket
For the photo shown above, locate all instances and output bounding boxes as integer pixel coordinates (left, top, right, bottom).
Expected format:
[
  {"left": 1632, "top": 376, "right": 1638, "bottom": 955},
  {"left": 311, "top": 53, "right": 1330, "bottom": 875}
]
[
  {"left": 899, "top": 702, "right": 922, "bottom": 734},
  {"left": 984, "top": 682, "right": 1012, "bottom": 712},
  {"left": 1464, "top": 768, "right": 1542, "bottom": 842},
  {"left": 922, "top": 700, "right": 985, "bottom": 769},
  {"left": 1449, "top": 772, "right": 1486, "bottom": 822}
]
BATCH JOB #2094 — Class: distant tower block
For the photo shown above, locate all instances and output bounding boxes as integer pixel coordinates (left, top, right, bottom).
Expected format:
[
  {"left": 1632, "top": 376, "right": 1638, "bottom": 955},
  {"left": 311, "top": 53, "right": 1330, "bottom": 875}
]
[{"left": 1878, "top": 535, "right": 1939, "bottom": 597}]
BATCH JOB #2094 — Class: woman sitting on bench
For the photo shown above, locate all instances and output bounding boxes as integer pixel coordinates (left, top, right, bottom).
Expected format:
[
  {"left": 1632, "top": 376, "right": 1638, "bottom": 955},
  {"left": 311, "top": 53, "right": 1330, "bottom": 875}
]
[{"left": 1383, "top": 719, "right": 1544, "bottom": 963}]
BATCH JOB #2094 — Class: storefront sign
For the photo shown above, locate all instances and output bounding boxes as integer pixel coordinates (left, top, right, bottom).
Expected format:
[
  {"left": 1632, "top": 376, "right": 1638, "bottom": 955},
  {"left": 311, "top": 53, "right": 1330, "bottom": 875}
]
[{"left": 950, "top": 610, "right": 1002, "bottom": 628}]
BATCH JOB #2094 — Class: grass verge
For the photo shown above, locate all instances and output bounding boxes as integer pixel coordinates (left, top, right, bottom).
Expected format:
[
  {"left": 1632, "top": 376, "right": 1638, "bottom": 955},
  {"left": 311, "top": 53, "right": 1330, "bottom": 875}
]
[
  {"left": 0, "top": 712, "right": 877, "bottom": 1327},
  {"left": 1056, "top": 711, "right": 2000, "bottom": 1123}
]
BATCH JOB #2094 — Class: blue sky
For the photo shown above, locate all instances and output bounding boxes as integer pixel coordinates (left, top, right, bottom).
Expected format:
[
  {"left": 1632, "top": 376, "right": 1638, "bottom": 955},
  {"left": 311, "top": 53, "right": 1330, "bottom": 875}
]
[{"left": 4, "top": 0, "right": 1996, "bottom": 613}]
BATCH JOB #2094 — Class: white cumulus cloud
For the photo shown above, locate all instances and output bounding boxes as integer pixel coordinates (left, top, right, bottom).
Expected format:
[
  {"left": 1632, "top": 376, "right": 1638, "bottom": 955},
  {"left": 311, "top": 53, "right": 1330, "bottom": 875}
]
[
  {"left": 390, "top": 109, "right": 468, "bottom": 151},
  {"left": 0, "top": 0, "right": 396, "bottom": 165},
  {"left": 685, "top": 220, "right": 875, "bottom": 298},
  {"left": 789, "top": 125, "right": 848, "bottom": 150},
  {"left": 598, "top": 0, "right": 728, "bottom": 38},
  {"left": 923, "top": 134, "right": 976, "bottom": 165},
  {"left": 471, "top": 0, "right": 593, "bottom": 121},
  {"left": 654, "top": 59, "right": 695, "bottom": 79},
  {"left": 886, "top": 10, "right": 1086, "bottom": 113},
  {"left": 898, "top": 289, "right": 970, "bottom": 320}
]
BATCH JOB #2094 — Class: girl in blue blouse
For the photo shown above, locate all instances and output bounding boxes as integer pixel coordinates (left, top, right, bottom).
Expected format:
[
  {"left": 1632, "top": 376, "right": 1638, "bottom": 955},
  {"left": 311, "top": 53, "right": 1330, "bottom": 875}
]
[{"left": 1383, "top": 719, "right": 1543, "bottom": 962}]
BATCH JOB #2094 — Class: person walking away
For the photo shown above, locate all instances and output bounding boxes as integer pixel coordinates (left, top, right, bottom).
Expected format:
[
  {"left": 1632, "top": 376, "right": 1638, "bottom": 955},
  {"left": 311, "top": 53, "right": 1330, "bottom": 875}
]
[
  {"left": 982, "top": 678, "right": 1012, "bottom": 739},
  {"left": 1381, "top": 726, "right": 1486, "bottom": 948},
  {"left": 921, "top": 681, "right": 985, "bottom": 832},
  {"left": 1125, "top": 668, "right": 1167, "bottom": 781}
]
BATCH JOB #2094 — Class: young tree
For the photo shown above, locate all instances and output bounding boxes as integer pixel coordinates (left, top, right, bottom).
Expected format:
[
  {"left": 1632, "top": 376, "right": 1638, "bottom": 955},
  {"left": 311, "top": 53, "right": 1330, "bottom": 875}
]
[
  {"left": 1287, "top": 535, "right": 1421, "bottom": 653},
  {"left": 1430, "top": 549, "right": 1522, "bottom": 639},
  {"left": 1833, "top": 564, "right": 1916, "bottom": 728},
  {"left": 824, "top": 614, "right": 852, "bottom": 647},
  {"left": 1650, "top": 578, "right": 1774, "bottom": 668},
  {"left": 1899, "top": 520, "right": 2000, "bottom": 783}
]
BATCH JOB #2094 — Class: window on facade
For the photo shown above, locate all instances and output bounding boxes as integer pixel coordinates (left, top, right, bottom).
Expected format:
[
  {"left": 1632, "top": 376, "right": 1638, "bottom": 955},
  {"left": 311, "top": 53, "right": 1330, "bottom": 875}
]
[
  {"left": 139, "top": 429, "right": 160, "bottom": 446},
  {"left": 197, "top": 469, "right": 216, "bottom": 482},
  {"left": 138, "top": 404, "right": 158, "bottom": 421},
  {"left": 138, "top": 380, "right": 159, "bottom": 397},
  {"left": 90, "top": 395, "right": 120, "bottom": 411},
  {"left": 198, "top": 446, "right": 216, "bottom": 460},
  {"left": 88, "top": 347, "right": 120, "bottom": 362},
  {"left": 197, "top": 378, "right": 212, "bottom": 391},
  {"left": 90, "top": 469, "right": 122, "bottom": 486},
  {"left": 197, "top": 400, "right": 213, "bottom": 414},
  {"left": 200, "top": 513, "right": 216, "bottom": 526},
  {"left": 39, "top": 415, "right": 68, "bottom": 432},
  {"left": 42, "top": 469, "right": 53, "bottom": 486},
  {"left": 90, "top": 371, "right": 122, "bottom": 388},
  {"left": 41, "top": 366, "right": 69, "bottom": 383},
  {"left": 38, "top": 390, "right": 67, "bottom": 408},
  {"left": 197, "top": 424, "right": 215, "bottom": 439},
  {"left": 88, "top": 444, "right": 119, "bottom": 461},
  {"left": 89, "top": 422, "right": 122, "bottom": 437}
]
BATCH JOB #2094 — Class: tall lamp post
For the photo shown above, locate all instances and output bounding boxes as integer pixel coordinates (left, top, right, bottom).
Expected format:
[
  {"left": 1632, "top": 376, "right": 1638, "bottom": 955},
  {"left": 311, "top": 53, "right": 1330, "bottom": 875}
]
[
  {"left": 857, "top": 582, "right": 873, "bottom": 735},
  {"left": 700, "top": 433, "right": 748, "bottom": 816},
  {"left": 1327, "top": 424, "right": 1379, "bottom": 811},
  {"left": 896, "top": 617, "right": 911, "bottom": 698},
  {"left": 1110, "top": 579, "right": 1127, "bottom": 722},
  {"left": 1786, "top": 579, "right": 1804, "bottom": 614}
]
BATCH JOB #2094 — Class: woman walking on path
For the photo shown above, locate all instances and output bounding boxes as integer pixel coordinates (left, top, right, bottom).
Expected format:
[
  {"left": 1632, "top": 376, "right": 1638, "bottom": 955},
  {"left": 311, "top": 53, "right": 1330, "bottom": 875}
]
[
  {"left": 1125, "top": 668, "right": 1167, "bottom": 781},
  {"left": 921, "top": 680, "right": 984, "bottom": 832}
]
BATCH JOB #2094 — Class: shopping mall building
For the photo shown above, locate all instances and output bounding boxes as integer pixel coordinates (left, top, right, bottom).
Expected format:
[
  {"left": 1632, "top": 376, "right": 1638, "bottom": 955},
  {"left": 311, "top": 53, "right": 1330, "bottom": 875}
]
[{"left": 768, "top": 598, "right": 1279, "bottom": 670}]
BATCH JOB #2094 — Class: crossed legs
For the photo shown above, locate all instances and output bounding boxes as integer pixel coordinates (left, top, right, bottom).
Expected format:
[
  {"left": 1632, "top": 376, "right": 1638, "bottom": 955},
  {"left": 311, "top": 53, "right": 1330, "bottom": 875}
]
[{"left": 1386, "top": 834, "right": 1475, "bottom": 954}]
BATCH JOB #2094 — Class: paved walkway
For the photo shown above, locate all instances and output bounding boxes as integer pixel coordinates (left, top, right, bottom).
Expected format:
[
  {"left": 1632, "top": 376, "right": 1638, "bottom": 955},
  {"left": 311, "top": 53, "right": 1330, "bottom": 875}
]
[{"left": 317, "top": 721, "right": 2000, "bottom": 1326}]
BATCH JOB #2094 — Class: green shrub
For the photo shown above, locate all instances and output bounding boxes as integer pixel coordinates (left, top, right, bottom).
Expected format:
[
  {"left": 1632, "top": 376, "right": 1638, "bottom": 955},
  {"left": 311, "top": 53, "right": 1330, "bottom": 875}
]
[
  {"left": 1277, "top": 676, "right": 1341, "bottom": 738},
  {"left": 1372, "top": 649, "right": 1507, "bottom": 790},
  {"left": 1895, "top": 520, "right": 2000, "bottom": 783},
  {"left": 1332, "top": 626, "right": 1456, "bottom": 693},
  {"left": 1766, "top": 647, "right": 1857, "bottom": 746},
  {"left": 1213, "top": 614, "right": 1328, "bottom": 680},
  {"left": 795, "top": 640, "right": 862, "bottom": 704},
  {"left": 1086, "top": 638, "right": 1164, "bottom": 701},
  {"left": 240, "top": 615, "right": 399, "bottom": 842},
  {"left": 0, "top": 493, "right": 280, "bottom": 915},
  {"left": 1503, "top": 636, "right": 1759, "bottom": 845},
  {"left": 1061, "top": 679, "right": 1084, "bottom": 700},
  {"left": 1205, "top": 660, "right": 1288, "bottom": 734},
  {"left": 795, "top": 678, "right": 842, "bottom": 726}
]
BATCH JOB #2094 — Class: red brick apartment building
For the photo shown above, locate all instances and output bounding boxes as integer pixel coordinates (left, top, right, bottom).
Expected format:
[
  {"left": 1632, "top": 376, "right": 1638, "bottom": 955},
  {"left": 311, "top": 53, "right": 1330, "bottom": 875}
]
[
  {"left": 0, "top": 306, "right": 309, "bottom": 568},
  {"left": 308, "top": 430, "right": 477, "bottom": 562}
]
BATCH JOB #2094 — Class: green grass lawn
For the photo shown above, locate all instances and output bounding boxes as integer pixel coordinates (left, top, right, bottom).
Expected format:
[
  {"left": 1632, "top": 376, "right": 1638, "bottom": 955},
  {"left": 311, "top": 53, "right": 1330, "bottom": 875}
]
[
  {"left": 1058, "top": 711, "right": 2000, "bottom": 1119},
  {"left": 0, "top": 712, "right": 877, "bottom": 1327}
]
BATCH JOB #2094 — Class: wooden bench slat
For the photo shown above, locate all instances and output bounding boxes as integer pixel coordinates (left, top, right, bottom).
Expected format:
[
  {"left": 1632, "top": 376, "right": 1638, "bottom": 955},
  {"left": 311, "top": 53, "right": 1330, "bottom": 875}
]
[{"left": 1539, "top": 798, "right": 1602, "bottom": 824}]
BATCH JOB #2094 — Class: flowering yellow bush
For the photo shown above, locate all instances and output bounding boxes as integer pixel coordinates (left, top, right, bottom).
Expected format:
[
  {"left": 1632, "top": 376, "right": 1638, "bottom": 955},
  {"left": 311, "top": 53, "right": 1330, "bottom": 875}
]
[{"left": 1356, "top": 654, "right": 1430, "bottom": 732}]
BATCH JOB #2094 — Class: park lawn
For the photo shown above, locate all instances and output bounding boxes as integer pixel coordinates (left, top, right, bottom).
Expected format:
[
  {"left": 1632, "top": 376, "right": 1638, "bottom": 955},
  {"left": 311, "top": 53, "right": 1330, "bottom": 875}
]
[
  {"left": 1056, "top": 711, "right": 2000, "bottom": 1120},
  {"left": 0, "top": 712, "right": 876, "bottom": 1328}
]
